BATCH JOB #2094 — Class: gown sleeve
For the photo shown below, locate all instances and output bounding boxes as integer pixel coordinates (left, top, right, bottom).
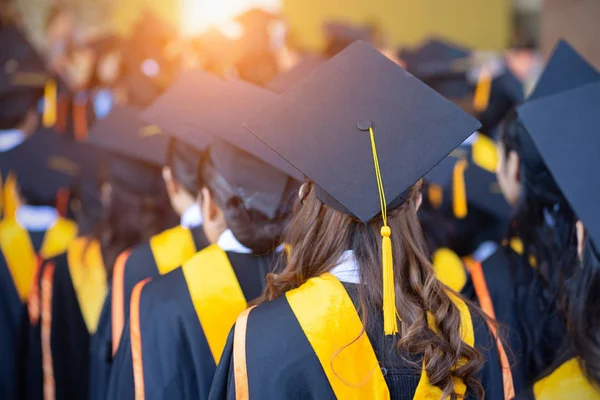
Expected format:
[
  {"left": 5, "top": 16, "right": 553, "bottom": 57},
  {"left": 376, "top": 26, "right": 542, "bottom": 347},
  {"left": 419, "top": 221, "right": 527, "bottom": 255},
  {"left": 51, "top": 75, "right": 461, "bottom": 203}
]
[
  {"left": 105, "top": 317, "right": 136, "bottom": 399},
  {"left": 471, "top": 310, "right": 505, "bottom": 400},
  {"left": 208, "top": 326, "right": 236, "bottom": 400}
]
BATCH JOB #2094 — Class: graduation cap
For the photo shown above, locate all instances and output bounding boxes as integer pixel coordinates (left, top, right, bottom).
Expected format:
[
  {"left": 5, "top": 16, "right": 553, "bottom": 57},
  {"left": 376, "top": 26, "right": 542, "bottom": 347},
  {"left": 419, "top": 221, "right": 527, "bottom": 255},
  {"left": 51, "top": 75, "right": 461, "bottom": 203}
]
[
  {"left": 142, "top": 70, "right": 302, "bottom": 218},
  {"left": 400, "top": 38, "right": 470, "bottom": 78},
  {"left": 0, "top": 129, "right": 102, "bottom": 206},
  {"left": 244, "top": 41, "right": 480, "bottom": 333},
  {"left": 0, "top": 27, "right": 49, "bottom": 129},
  {"left": 323, "top": 21, "right": 374, "bottom": 57},
  {"left": 266, "top": 55, "right": 324, "bottom": 94},
  {"left": 528, "top": 40, "right": 600, "bottom": 101},
  {"left": 518, "top": 81, "right": 600, "bottom": 247},
  {"left": 87, "top": 105, "right": 166, "bottom": 195}
]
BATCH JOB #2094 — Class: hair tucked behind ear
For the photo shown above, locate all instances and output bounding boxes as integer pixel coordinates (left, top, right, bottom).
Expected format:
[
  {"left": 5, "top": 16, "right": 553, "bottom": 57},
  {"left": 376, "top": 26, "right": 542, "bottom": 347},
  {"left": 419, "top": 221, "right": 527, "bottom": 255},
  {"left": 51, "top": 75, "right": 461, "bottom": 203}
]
[
  {"left": 166, "top": 137, "right": 203, "bottom": 195},
  {"left": 563, "top": 237, "right": 600, "bottom": 388},
  {"left": 199, "top": 152, "right": 297, "bottom": 254},
  {"left": 260, "top": 181, "right": 485, "bottom": 399}
]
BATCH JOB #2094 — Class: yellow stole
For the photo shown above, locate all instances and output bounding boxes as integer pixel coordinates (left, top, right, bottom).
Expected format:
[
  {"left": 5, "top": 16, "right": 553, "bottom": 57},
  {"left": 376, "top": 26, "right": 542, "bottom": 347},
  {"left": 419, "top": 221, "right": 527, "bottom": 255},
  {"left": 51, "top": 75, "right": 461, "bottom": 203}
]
[
  {"left": 67, "top": 238, "right": 108, "bottom": 334},
  {"left": 0, "top": 217, "right": 77, "bottom": 301},
  {"left": 1, "top": 171, "right": 19, "bottom": 220},
  {"left": 285, "top": 273, "right": 474, "bottom": 399},
  {"left": 534, "top": 358, "right": 600, "bottom": 399},
  {"left": 150, "top": 225, "right": 197, "bottom": 275},
  {"left": 182, "top": 244, "right": 246, "bottom": 364}
]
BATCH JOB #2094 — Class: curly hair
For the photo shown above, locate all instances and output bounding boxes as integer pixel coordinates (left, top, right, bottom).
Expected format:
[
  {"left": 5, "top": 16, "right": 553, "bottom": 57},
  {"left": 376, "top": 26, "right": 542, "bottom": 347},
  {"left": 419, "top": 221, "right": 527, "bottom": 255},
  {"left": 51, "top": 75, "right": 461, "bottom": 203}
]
[{"left": 258, "top": 181, "right": 485, "bottom": 398}]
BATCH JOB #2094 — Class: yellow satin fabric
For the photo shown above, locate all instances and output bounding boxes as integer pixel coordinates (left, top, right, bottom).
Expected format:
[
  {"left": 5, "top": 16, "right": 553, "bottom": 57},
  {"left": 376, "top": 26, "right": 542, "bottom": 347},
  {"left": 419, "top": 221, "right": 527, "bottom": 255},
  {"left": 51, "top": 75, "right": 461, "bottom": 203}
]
[
  {"left": 67, "top": 238, "right": 108, "bottom": 334},
  {"left": 433, "top": 247, "right": 468, "bottom": 292},
  {"left": 286, "top": 272, "right": 390, "bottom": 399},
  {"left": 287, "top": 273, "right": 474, "bottom": 400},
  {"left": 472, "top": 134, "right": 498, "bottom": 173},
  {"left": 0, "top": 217, "right": 77, "bottom": 300},
  {"left": 2, "top": 172, "right": 19, "bottom": 219},
  {"left": 182, "top": 244, "right": 246, "bottom": 364},
  {"left": 534, "top": 358, "right": 600, "bottom": 399},
  {"left": 150, "top": 225, "right": 197, "bottom": 275}
]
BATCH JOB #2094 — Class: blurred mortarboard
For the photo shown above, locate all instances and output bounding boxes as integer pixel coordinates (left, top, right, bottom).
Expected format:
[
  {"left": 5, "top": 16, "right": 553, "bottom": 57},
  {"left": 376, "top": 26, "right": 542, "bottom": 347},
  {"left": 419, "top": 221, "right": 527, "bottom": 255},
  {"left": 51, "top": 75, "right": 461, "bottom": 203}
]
[
  {"left": 244, "top": 41, "right": 480, "bottom": 224},
  {"left": 87, "top": 104, "right": 166, "bottom": 195},
  {"left": 0, "top": 128, "right": 102, "bottom": 204},
  {"left": 528, "top": 40, "right": 600, "bottom": 101},
  {"left": 323, "top": 21, "right": 373, "bottom": 57},
  {"left": 0, "top": 27, "right": 49, "bottom": 128},
  {"left": 266, "top": 54, "right": 324, "bottom": 94},
  {"left": 142, "top": 70, "right": 302, "bottom": 218},
  {"left": 0, "top": 27, "right": 48, "bottom": 94},
  {"left": 517, "top": 80, "right": 600, "bottom": 247},
  {"left": 400, "top": 38, "right": 470, "bottom": 78},
  {"left": 87, "top": 104, "right": 168, "bottom": 166},
  {"left": 424, "top": 143, "right": 509, "bottom": 221}
]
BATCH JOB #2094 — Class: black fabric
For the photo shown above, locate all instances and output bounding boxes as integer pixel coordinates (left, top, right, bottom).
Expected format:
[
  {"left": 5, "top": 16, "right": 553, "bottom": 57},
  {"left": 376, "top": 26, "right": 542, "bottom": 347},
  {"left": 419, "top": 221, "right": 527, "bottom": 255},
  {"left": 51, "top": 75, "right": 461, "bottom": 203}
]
[
  {"left": 0, "top": 228, "right": 47, "bottom": 399},
  {"left": 20, "top": 252, "right": 92, "bottom": 400},
  {"left": 244, "top": 41, "right": 480, "bottom": 224},
  {"left": 107, "top": 250, "right": 276, "bottom": 400},
  {"left": 461, "top": 246, "right": 567, "bottom": 393},
  {"left": 89, "top": 294, "right": 112, "bottom": 400},
  {"left": 210, "top": 281, "right": 505, "bottom": 400}
]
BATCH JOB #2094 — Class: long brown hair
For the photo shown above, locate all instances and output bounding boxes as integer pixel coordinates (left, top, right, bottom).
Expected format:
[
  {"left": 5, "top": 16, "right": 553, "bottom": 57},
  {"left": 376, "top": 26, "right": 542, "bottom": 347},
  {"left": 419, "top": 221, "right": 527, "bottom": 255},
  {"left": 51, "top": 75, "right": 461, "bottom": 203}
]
[{"left": 259, "top": 181, "right": 485, "bottom": 398}]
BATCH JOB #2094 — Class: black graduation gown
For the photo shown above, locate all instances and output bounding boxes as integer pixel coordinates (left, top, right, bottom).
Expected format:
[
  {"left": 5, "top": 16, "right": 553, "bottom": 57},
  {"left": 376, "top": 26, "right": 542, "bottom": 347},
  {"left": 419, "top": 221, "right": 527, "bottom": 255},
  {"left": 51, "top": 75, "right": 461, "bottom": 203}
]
[
  {"left": 461, "top": 245, "right": 567, "bottom": 393},
  {"left": 0, "top": 217, "right": 77, "bottom": 399},
  {"left": 89, "top": 225, "right": 209, "bottom": 400},
  {"left": 107, "top": 245, "right": 277, "bottom": 400},
  {"left": 22, "top": 237, "right": 107, "bottom": 400},
  {"left": 209, "top": 277, "right": 505, "bottom": 400}
]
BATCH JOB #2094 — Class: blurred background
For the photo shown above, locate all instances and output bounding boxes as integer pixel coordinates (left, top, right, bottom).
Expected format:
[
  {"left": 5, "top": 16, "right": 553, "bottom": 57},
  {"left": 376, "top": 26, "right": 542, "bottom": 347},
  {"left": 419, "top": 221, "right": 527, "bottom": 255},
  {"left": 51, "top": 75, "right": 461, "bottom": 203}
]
[{"left": 2, "top": 0, "right": 599, "bottom": 99}]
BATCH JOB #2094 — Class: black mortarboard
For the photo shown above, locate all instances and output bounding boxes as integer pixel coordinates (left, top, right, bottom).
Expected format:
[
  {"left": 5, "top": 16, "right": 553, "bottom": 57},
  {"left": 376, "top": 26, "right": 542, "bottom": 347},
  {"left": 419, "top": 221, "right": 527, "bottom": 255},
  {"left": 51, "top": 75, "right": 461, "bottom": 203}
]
[
  {"left": 266, "top": 55, "right": 324, "bottom": 94},
  {"left": 87, "top": 104, "right": 168, "bottom": 166},
  {"left": 528, "top": 40, "right": 600, "bottom": 101},
  {"left": 424, "top": 146, "right": 510, "bottom": 221},
  {"left": 0, "top": 27, "right": 48, "bottom": 128},
  {"left": 244, "top": 41, "right": 480, "bottom": 224},
  {"left": 87, "top": 105, "right": 167, "bottom": 196},
  {"left": 400, "top": 38, "right": 470, "bottom": 77},
  {"left": 323, "top": 21, "right": 373, "bottom": 58},
  {"left": 0, "top": 129, "right": 101, "bottom": 205},
  {"left": 142, "top": 70, "right": 302, "bottom": 218},
  {"left": 518, "top": 81, "right": 600, "bottom": 247},
  {"left": 0, "top": 27, "right": 48, "bottom": 94},
  {"left": 245, "top": 41, "right": 480, "bottom": 335}
]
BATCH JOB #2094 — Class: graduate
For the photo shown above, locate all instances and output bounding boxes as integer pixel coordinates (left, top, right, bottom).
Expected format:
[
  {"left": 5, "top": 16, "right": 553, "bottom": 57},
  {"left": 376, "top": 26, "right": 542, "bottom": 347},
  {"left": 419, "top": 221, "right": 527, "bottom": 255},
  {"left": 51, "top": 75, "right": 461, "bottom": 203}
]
[
  {"left": 107, "top": 71, "right": 302, "bottom": 400},
  {"left": 515, "top": 76, "right": 600, "bottom": 399},
  {"left": 0, "top": 128, "right": 100, "bottom": 399},
  {"left": 0, "top": 27, "right": 49, "bottom": 220},
  {"left": 109, "top": 128, "right": 209, "bottom": 365},
  {"left": 22, "top": 106, "right": 173, "bottom": 400},
  {"left": 463, "top": 40, "right": 600, "bottom": 393},
  {"left": 210, "top": 41, "right": 509, "bottom": 400}
]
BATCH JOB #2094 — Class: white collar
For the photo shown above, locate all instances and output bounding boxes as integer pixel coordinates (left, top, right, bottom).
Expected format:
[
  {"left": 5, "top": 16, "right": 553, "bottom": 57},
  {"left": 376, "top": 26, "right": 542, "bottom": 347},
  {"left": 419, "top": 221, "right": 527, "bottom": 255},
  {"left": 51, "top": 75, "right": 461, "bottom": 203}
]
[
  {"left": 16, "top": 205, "right": 59, "bottom": 232},
  {"left": 329, "top": 250, "right": 361, "bottom": 284},
  {"left": 180, "top": 203, "right": 203, "bottom": 229},
  {"left": 0, "top": 129, "right": 25, "bottom": 152},
  {"left": 216, "top": 229, "right": 252, "bottom": 254}
]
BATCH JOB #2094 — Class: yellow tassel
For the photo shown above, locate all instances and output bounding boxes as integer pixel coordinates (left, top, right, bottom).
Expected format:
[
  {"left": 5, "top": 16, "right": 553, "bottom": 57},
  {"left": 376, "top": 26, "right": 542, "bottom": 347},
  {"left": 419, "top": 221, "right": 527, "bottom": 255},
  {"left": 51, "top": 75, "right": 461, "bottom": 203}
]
[
  {"left": 473, "top": 69, "right": 492, "bottom": 112},
  {"left": 42, "top": 79, "right": 57, "bottom": 128},
  {"left": 472, "top": 133, "right": 498, "bottom": 173},
  {"left": 452, "top": 159, "right": 468, "bottom": 219},
  {"left": 381, "top": 226, "right": 397, "bottom": 334},
  {"left": 3, "top": 172, "right": 19, "bottom": 219},
  {"left": 428, "top": 183, "right": 444, "bottom": 209}
]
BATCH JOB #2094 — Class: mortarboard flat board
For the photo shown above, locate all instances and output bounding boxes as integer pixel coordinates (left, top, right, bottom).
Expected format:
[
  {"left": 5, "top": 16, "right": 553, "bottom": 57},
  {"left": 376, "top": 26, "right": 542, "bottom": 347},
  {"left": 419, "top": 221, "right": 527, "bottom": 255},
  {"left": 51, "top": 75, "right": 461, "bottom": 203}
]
[
  {"left": 87, "top": 104, "right": 169, "bottom": 166},
  {"left": 0, "top": 129, "right": 102, "bottom": 203},
  {"left": 266, "top": 55, "right": 324, "bottom": 94},
  {"left": 528, "top": 40, "right": 600, "bottom": 101},
  {"left": 0, "top": 27, "right": 49, "bottom": 94},
  {"left": 400, "top": 38, "right": 470, "bottom": 77},
  {"left": 244, "top": 41, "right": 481, "bottom": 223},
  {"left": 518, "top": 80, "right": 600, "bottom": 247},
  {"left": 141, "top": 70, "right": 303, "bottom": 181}
]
